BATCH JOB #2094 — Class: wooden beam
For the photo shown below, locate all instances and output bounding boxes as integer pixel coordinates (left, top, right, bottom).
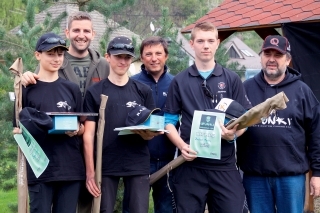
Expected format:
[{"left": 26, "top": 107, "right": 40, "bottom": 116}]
[
  {"left": 218, "top": 30, "right": 236, "bottom": 42},
  {"left": 254, "top": 28, "right": 281, "bottom": 40}
]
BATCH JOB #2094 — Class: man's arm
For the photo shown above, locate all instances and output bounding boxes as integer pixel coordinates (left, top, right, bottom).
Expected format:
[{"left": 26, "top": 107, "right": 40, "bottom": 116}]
[
  {"left": 165, "top": 124, "right": 197, "bottom": 161},
  {"left": 83, "top": 120, "right": 101, "bottom": 197}
]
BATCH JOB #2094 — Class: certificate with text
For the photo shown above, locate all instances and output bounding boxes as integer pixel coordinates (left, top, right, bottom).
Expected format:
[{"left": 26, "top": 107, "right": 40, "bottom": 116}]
[
  {"left": 190, "top": 110, "right": 225, "bottom": 159},
  {"left": 14, "top": 122, "right": 49, "bottom": 178}
]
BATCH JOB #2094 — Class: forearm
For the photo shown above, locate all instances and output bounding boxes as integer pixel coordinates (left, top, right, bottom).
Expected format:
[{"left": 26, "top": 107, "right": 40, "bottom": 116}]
[
  {"left": 165, "top": 124, "right": 187, "bottom": 150},
  {"left": 83, "top": 122, "right": 96, "bottom": 175}
]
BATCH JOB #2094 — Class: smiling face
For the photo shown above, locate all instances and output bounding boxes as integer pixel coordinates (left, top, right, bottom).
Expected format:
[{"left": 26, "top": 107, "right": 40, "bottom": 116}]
[
  {"left": 141, "top": 44, "right": 168, "bottom": 77},
  {"left": 65, "top": 19, "right": 95, "bottom": 57},
  {"left": 190, "top": 29, "right": 220, "bottom": 63},
  {"left": 261, "top": 49, "right": 291, "bottom": 83},
  {"left": 35, "top": 47, "right": 65, "bottom": 73}
]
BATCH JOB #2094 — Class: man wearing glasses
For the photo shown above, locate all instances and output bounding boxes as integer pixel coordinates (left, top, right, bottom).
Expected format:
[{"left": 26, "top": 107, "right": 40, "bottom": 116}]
[{"left": 163, "top": 22, "right": 252, "bottom": 213}]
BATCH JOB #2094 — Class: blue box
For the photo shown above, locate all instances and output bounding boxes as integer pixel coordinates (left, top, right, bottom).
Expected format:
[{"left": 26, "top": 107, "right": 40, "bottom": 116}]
[
  {"left": 48, "top": 115, "right": 78, "bottom": 134},
  {"left": 140, "top": 115, "right": 164, "bottom": 129}
]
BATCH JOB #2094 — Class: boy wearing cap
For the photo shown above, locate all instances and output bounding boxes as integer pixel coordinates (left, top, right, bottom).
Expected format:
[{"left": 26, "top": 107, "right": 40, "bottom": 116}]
[
  {"left": 163, "top": 22, "right": 251, "bottom": 213},
  {"left": 14, "top": 32, "right": 85, "bottom": 213},
  {"left": 21, "top": 11, "right": 109, "bottom": 98},
  {"left": 83, "top": 36, "right": 160, "bottom": 213},
  {"left": 237, "top": 35, "right": 320, "bottom": 213}
]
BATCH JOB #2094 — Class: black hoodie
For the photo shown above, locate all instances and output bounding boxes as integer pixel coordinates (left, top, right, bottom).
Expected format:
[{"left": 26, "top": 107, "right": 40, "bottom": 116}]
[{"left": 237, "top": 67, "right": 320, "bottom": 177}]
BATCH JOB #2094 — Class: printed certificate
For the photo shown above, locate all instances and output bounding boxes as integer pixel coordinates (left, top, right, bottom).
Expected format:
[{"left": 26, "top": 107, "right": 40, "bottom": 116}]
[
  {"left": 190, "top": 110, "right": 225, "bottom": 159},
  {"left": 14, "top": 122, "right": 49, "bottom": 178}
]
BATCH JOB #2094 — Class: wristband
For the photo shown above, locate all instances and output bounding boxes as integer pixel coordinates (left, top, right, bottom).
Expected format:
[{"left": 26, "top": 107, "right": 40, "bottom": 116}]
[{"left": 227, "top": 133, "right": 237, "bottom": 143}]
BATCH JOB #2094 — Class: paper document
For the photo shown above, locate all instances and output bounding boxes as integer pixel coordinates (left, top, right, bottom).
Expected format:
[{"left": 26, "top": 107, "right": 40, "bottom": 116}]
[
  {"left": 114, "top": 125, "right": 169, "bottom": 135},
  {"left": 14, "top": 122, "right": 49, "bottom": 178},
  {"left": 190, "top": 110, "right": 225, "bottom": 159}
]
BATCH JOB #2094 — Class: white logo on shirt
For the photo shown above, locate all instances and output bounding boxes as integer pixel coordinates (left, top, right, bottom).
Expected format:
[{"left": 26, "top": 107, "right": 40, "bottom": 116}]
[
  {"left": 126, "top": 101, "right": 138, "bottom": 108},
  {"left": 57, "top": 101, "right": 71, "bottom": 110},
  {"left": 163, "top": 92, "right": 167, "bottom": 97}
]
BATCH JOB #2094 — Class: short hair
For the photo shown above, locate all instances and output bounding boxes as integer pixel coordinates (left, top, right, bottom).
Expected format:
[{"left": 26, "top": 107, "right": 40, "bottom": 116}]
[
  {"left": 67, "top": 11, "right": 92, "bottom": 29},
  {"left": 140, "top": 36, "right": 169, "bottom": 56},
  {"left": 190, "top": 22, "right": 218, "bottom": 40}
]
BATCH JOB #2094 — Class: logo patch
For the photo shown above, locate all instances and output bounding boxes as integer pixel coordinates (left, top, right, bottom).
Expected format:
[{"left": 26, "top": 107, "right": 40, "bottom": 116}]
[{"left": 218, "top": 82, "right": 226, "bottom": 90}]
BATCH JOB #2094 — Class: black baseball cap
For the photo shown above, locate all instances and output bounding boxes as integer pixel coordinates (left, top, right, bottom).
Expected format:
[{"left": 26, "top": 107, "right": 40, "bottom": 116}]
[
  {"left": 260, "top": 35, "right": 291, "bottom": 54},
  {"left": 107, "top": 36, "right": 135, "bottom": 57},
  {"left": 35, "top": 32, "right": 68, "bottom": 52},
  {"left": 206, "top": 98, "right": 246, "bottom": 120},
  {"left": 20, "top": 107, "right": 53, "bottom": 142},
  {"left": 125, "top": 105, "right": 160, "bottom": 126}
]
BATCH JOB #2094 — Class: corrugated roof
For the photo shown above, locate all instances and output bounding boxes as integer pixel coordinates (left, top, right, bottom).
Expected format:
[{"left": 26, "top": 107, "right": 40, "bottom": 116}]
[{"left": 181, "top": 0, "right": 320, "bottom": 33}]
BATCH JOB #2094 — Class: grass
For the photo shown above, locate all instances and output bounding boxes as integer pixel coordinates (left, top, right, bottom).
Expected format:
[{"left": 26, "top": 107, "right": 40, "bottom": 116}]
[
  {"left": 0, "top": 189, "right": 17, "bottom": 213},
  {"left": 0, "top": 188, "right": 154, "bottom": 213}
]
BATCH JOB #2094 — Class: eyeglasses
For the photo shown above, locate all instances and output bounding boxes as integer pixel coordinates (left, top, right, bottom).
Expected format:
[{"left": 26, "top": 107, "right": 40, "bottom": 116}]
[
  {"left": 202, "top": 79, "right": 214, "bottom": 100},
  {"left": 110, "top": 43, "right": 134, "bottom": 52},
  {"left": 40, "top": 37, "right": 66, "bottom": 46}
]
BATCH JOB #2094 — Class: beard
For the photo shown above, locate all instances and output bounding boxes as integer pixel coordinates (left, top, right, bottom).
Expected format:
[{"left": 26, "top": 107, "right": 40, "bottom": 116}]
[{"left": 262, "top": 62, "right": 286, "bottom": 81}]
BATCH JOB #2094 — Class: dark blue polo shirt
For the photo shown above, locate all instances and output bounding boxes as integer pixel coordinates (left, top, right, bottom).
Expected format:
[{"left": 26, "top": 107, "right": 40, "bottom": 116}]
[{"left": 164, "top": 63, "right": 252, "bottom": 170}]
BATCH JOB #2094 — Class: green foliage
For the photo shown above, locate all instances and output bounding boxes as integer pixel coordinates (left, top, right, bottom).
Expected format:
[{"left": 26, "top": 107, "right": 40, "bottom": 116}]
[
  {"left": 153, "top": 7, "right": 189, "bottom": 75},
  {"left": 0, "top": 74, "right": 17, "bottom": 191},
  {"left": 0, "top": 0, "right": 26, "bottom": 30}
]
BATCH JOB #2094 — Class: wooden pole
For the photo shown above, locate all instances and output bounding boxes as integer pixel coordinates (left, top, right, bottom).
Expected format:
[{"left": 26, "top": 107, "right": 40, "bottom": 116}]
[{"left": 91, "top": 94, "right": 108, "bottom": 213}]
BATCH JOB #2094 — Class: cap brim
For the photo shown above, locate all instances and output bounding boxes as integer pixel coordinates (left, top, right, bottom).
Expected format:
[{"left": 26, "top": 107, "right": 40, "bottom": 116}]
[
  {"left": 141, "top": 108, "right": 161, "bottom": 124},
  {"left": 109, "top": 49, "right": 135, "bottom": 58},
  {"left": 260, "top": 47, "right": 286, "bottom": 55},
  {"left": 38, "top": 44, "right": 68, "bottom": 52}
]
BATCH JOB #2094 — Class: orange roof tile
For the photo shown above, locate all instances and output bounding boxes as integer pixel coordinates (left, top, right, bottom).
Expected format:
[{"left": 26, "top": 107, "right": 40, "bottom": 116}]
[{"left": 181, "top": 0, "right": 320, "bottom": 33}]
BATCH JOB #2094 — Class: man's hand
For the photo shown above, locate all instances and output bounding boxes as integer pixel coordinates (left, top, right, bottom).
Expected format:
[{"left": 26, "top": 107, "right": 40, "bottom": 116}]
[
  {"left": 21, "top": 71, "right": 39, "bottom": 87},
  {"left": 131, "top": 129, "right": 163, "bottom": 140},
  {"left": 86, "top": 172, "right": 101, "bottom": 197},
  {"left": 180, "top": 143, "right": 197, "bottom": 161},
  {"left": 310, "top": 176, "right": 320, "bottom": 198}
]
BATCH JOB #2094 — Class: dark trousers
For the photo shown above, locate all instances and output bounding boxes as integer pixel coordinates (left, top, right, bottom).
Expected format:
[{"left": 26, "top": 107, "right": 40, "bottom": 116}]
[
  {"left": 28, "top": 180, "right": 82, "bottom": 213},
  {"left": 172, "top": 164, "right": 245, "bottom": 213},
  {"left": 100, "top": 175, "right": 149, "bottom": 213},
  {"left": 122, "top": 160, "right": 176, "bottom": 213},
  {"left": 77, "top": 181, "right": 93, "bottom": 213}
]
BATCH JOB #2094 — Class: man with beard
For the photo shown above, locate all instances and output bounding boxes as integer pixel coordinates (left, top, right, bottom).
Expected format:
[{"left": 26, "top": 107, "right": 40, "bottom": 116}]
[
  {"left": 237, "top": 35, "right": 320, "bottom": 213},
  {"left": 21, "top": 11, "right": 109, "bottom": 213},
  {"left": 22, "top": 11, "right": 109, "bottom": 97}
]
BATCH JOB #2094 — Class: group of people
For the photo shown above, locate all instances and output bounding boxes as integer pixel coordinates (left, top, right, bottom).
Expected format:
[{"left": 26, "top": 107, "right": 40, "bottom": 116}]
[{"left": 14, "top": 10, "right": 320, "bottom": 213}]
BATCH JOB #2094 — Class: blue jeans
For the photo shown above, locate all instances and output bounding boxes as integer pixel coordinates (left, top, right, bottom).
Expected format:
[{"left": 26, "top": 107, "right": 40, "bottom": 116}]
[
  {"left": 122, "top": 159, "right": 175, "bottom": 213},
  {"left": 243, "top": 174, "right": 305, "bottom": 213}
]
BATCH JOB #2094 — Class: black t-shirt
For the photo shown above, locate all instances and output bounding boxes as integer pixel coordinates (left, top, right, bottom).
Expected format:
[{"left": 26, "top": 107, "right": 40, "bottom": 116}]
[
  {"left": 22, "top": 78, "right": 85, "bottom": 184},
  {"left": 84, "top": 78, "right": 155, "bottom": 176},
  {"left": 164, "top": 63, "right": 252, "bottom": 171}
]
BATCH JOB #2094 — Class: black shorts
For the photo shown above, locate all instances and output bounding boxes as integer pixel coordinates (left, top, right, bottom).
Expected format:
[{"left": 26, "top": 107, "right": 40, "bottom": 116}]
[{"left": 172, "top": 164, "right": 245, "bottom": 213}]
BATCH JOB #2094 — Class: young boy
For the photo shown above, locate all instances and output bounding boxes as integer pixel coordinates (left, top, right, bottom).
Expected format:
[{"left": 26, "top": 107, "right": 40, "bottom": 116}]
[
  {"left": 14, "top": 32, "right": 85, "bottom": 213},
  {"left": 83, "top": 36, "right": 161, "bottom": 213}
]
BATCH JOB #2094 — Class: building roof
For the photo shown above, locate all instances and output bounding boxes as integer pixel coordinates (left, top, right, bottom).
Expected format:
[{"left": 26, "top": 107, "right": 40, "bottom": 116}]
[
  {"left": 11, "top": 4, "right": 141, "bottom": 51},
  {"left": 181, "top": 0, "right": 320, "bottom": 36},
  {"left": 224, "top": 36, "right": 261, "bottom": 69}
]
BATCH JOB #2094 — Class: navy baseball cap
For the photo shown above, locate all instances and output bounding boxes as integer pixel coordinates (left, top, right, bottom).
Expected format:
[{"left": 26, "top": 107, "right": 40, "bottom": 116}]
[
  {"left": 20, "top": 107, "right": 53, "bottom": 142},
  {"left": 206, "top": 98, "right": 246, "bottom": 126},
  {"left": 35, "top": 32, "right": 68, "bottom": 52},
  {"left": 107, "top": 36, "right": 135, "bottom": 57},
  {"left": 260, "top": 35, "right": 291, "bottom": 54},
  {"left": 125, "top": 105, "right": 160, "bottom": 126}
]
